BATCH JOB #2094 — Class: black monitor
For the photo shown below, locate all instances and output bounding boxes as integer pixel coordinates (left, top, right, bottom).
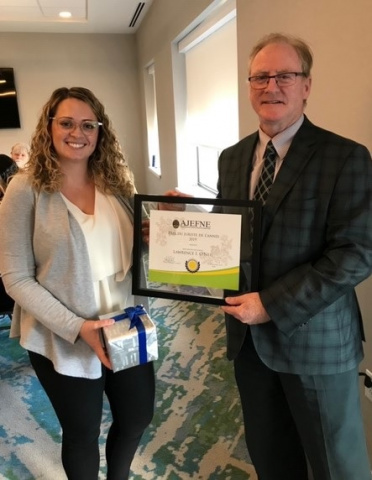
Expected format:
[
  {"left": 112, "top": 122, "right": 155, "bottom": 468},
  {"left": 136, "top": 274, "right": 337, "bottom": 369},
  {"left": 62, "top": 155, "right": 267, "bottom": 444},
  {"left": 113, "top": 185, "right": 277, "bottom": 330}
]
[{"left": 0, "top": 68, "right": 21, "bottom": 129}]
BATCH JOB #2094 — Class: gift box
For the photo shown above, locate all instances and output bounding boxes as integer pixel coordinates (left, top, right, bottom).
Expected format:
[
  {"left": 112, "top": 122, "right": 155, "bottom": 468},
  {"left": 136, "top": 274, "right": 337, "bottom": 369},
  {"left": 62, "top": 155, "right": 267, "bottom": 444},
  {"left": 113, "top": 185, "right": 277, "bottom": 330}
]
[{"left": 101, "top": 305, "right": 158, "bottom": 373}]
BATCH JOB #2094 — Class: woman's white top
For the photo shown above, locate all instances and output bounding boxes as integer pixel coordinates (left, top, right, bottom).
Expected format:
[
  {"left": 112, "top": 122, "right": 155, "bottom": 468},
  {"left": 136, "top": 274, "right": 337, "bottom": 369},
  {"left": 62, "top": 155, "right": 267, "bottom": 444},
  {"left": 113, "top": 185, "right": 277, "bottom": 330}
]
[{"left": 61, "top": 189, "right": 134, "bottom": 314}]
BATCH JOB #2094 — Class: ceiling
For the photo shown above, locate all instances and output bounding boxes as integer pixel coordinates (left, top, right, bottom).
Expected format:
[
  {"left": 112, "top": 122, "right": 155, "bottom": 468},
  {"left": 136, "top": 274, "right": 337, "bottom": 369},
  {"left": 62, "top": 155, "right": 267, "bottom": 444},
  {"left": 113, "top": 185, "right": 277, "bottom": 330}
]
[{"left": 0, "top": 0, "right": 153, "bottom": 34}]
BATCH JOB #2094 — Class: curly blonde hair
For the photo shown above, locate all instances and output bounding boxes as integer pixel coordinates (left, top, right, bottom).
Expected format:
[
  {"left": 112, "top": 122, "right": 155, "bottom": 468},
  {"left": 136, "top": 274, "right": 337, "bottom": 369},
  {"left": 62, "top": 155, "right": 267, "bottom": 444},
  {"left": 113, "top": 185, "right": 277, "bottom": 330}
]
[{"left": 28, "top": 86, "right": 135, "bottom": 196}]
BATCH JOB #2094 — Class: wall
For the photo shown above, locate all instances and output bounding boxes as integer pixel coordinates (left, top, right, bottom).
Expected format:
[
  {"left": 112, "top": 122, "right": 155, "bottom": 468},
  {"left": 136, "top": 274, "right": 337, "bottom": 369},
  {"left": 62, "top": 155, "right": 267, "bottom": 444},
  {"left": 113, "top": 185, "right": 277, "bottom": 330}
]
[
  {"left": 135, "top": 0, "right": 216, "bottom": 195},
  {"left": 136, "top": 0, "right": 372, "bottom": 459},
  {"left": 0, "top": 33, "right": 146, "bottom": 191}
]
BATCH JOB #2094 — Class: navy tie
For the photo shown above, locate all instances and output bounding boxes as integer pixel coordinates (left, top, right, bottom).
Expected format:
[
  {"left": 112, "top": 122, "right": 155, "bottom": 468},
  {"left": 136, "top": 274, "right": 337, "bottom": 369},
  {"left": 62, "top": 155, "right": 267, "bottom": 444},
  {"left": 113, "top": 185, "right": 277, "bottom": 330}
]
[{"left": 253, "top": 140, "right": 277, "bottom": 203}]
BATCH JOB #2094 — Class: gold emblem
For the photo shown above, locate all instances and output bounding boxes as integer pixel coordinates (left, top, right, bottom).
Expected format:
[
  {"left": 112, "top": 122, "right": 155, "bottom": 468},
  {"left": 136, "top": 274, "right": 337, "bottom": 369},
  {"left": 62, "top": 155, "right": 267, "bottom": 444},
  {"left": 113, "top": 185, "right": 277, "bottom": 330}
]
[{"left": 185, "top": 259, "right": 200, "bottom": 273}]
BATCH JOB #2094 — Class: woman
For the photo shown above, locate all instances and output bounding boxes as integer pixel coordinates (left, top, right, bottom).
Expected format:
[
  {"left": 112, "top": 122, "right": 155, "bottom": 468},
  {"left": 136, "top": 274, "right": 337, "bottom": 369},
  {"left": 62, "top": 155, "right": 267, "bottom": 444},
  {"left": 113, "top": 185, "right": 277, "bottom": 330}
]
[{"left": 0, "top": 87, "right": 155, "bottom": 480}]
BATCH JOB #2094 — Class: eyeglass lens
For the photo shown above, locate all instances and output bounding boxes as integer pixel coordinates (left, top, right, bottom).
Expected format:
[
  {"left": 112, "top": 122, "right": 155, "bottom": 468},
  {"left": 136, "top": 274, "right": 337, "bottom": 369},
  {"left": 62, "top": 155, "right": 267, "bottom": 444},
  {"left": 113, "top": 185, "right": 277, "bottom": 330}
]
[
  {"left": 249, "top": 73, "right": 303, "bottom": 89},
  {"left": 53, "top": 118, "right": 101, "bottom": 134}
]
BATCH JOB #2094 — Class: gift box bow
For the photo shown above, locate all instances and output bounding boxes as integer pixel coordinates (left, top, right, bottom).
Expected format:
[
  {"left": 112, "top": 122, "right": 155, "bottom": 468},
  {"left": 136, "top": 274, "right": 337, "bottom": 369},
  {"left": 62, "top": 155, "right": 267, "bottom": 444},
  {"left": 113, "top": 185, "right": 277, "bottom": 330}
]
[{"left": 111, "top": 305, "right": 149, "bottom": 365}]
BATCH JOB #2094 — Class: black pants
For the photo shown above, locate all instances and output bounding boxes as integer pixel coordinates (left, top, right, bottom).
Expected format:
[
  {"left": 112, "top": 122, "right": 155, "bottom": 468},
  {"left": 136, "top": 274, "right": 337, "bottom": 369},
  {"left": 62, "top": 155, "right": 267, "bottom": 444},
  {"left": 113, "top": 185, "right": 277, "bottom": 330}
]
[
  {"left": 29, "top": 351, "right": 155, "bottom": 480},
  {"left": 234, "top": 329, "right": 371, "bottom": 480}
]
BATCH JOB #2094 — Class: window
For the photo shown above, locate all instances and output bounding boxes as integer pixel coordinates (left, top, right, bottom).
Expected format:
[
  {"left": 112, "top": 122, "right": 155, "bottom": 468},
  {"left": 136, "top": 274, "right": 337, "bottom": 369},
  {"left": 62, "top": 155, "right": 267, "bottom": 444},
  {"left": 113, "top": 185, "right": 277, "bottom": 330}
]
[
  {"left": 175, "top": 0, "right": 238, "bottom": 197},
  {"left": 197, "top": 145, "right": 220, "bottom": 194},
  {"left": 144, "top": 63, "right": 160, "bottom": 175}
]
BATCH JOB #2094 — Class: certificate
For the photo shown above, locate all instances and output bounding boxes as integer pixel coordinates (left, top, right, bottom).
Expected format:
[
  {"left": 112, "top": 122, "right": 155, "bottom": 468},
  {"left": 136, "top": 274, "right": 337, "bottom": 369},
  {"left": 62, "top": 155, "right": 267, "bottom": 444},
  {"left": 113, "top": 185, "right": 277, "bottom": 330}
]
[
  {"left": 132, "top": 195, "right": 262, "bottom": 305},
  {"left": 149, "top": 209, "right": 241, "bottom": 290}
]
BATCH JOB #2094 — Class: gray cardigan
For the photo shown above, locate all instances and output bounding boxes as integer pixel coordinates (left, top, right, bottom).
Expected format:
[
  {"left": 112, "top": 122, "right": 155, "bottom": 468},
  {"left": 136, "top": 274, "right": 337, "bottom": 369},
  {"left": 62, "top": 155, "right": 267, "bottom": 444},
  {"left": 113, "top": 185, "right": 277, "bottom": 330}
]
[{"left": 0, "top": 174, "right": 134, "bottom": 378}]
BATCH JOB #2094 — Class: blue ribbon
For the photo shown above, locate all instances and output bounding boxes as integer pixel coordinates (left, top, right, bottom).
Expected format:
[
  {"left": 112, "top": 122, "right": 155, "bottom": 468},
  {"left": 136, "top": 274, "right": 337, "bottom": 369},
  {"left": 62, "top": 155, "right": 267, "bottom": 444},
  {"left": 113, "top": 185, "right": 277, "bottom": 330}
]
[{"left": 112, "top": 305, "right": 148, "bottom": 365}]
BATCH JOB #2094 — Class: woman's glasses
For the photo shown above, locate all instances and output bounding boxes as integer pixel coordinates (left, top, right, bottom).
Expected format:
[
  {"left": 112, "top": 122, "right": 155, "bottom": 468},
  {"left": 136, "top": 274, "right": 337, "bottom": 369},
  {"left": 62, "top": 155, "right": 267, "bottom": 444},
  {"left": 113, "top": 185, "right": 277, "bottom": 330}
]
[{"left": 50, "top": 117, "right": 102, "bottom": 135}]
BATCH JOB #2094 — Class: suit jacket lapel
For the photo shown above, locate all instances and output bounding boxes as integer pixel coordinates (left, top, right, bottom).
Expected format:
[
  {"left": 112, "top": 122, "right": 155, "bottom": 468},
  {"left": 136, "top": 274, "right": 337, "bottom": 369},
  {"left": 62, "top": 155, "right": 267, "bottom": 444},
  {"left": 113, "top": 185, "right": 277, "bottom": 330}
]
[
  {"left": 235, "top": 133, "right": 258, "bottom": 200},
  {"left": 262, "top": 118, "right": 320, "bottom": 233}
]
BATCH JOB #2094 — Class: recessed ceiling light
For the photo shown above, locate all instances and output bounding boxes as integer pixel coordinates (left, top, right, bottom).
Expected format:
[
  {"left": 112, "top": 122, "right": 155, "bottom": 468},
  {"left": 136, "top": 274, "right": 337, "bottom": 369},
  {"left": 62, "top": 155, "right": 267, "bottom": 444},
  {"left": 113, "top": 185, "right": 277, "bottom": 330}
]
[{"left": 59, "top": 11, "right": 72, "bottom": 18}]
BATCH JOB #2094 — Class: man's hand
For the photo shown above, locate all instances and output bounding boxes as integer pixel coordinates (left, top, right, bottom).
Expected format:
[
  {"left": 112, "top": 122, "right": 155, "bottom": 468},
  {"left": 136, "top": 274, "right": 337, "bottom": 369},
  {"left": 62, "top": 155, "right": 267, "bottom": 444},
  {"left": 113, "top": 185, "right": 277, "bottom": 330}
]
[
  {"left": 221, "top": 292, "right": 270, "bottom": 325},
  {"left": 79, "top": 318, "right": 115, "bottom": 369}
]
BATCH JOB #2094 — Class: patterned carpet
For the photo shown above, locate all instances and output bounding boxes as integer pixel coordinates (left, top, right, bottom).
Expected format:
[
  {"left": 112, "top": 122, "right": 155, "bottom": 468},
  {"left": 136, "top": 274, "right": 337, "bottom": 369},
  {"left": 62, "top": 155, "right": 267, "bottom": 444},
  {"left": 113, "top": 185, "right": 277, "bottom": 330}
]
[{"left": 0, "top": 299, "right": 257, "bottom": 479}]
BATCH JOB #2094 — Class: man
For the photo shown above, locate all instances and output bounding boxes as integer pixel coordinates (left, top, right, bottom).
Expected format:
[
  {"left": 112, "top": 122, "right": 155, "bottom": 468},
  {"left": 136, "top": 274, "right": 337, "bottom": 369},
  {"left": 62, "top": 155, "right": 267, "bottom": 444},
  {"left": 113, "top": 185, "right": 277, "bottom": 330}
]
[{"left": 219, "top": 33, "right": 372, "bottom": 480}]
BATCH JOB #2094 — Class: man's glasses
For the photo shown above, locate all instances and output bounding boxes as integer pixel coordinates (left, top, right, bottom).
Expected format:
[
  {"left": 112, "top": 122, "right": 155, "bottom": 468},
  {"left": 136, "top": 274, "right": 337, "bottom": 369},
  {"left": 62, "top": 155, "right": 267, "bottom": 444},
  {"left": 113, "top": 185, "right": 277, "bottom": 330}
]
[
  {"left": 50, "top": 117, "right": 103, "bottom": 135},
  {"left": 248, "top": 72, "right": 306, "bottom": 90}
]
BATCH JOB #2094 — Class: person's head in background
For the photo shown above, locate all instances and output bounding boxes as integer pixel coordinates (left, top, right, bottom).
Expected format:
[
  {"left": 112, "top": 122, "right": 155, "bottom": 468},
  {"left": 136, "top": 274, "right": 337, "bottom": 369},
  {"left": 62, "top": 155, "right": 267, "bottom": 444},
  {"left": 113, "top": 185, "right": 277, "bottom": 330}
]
[{"left": 10, "top": 142, "right": 30, "bottom": 169}]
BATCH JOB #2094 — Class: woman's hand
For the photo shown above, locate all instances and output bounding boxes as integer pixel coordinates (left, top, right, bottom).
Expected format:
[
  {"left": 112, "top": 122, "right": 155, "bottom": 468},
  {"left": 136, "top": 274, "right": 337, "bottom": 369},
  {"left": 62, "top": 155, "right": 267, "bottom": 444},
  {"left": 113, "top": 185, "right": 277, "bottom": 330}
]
[
  {"left": 79, "top": 318, "right": 115, "bottom": 369},
  {"left": 159, "top": 189, "right": 193, "bottom": 211},
  {"left": 142, "top": 218, "right": 150, "bottom": 245},
  {"left": 142, "top": 190, "right": 193, "bottom": 244},
  {"left": 163, "top": 189, "right": 192, "bottom": 198}
]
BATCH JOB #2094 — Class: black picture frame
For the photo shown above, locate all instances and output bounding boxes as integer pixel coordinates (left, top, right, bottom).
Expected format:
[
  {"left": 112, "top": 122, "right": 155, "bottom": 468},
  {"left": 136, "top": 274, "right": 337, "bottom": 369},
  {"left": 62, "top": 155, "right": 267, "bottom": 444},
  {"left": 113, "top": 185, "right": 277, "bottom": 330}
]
[{"left": 132, "top": 194, "right": 262, "bottom": 305}]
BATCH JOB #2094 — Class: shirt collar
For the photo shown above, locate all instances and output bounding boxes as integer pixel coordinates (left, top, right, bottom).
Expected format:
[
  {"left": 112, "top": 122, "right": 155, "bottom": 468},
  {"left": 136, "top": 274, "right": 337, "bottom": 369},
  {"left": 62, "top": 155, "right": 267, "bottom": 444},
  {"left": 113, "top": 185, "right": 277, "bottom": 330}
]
[{"left": 258, "top": 115, "right": 304, "bottom": 160}]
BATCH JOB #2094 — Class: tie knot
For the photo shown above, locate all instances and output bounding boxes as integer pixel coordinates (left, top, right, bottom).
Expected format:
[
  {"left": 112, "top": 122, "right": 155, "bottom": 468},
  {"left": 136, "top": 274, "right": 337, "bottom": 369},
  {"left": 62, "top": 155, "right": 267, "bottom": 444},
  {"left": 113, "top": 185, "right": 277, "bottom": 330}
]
[
  {"left": 264, "top": 140, "right": 277, "bottom": 160},
  {"left": 253, "top": 140, "right": 277, "bottom": 204}
]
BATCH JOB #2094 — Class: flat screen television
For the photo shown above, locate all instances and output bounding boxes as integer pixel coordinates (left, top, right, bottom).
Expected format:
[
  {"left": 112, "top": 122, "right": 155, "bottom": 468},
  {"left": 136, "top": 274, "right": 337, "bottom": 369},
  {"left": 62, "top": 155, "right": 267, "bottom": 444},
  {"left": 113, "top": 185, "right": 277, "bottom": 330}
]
[{"left": 0, "top": 68, "right": 21, "bottom": 129}]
